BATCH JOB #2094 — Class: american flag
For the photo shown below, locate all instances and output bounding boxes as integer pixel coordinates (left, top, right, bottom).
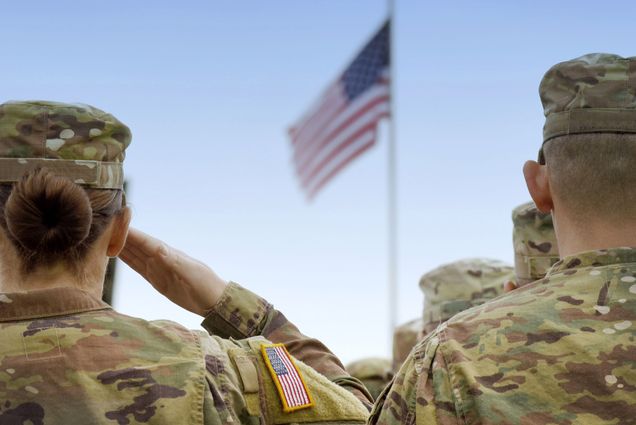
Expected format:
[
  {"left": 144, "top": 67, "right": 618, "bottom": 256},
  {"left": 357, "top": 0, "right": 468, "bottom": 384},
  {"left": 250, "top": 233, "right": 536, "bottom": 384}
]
[
  {"left": 263, "top": 344, "right": 313, "bottom": 411},
  {"left": 289, "top": 20, "right": 391, "bottom": 199}
]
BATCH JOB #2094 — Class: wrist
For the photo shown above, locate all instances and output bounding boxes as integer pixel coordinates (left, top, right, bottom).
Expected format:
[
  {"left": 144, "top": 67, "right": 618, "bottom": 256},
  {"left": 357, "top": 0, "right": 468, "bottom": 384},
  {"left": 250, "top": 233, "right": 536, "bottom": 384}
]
[{"left": 197, "top": 276, "right": 228, "bottom": 316}]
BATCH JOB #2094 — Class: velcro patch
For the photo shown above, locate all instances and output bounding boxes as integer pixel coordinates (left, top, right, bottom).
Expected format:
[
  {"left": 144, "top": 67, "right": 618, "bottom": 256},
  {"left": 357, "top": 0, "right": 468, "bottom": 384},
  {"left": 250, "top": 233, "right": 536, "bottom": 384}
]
[{"left": 261, "top": 343, "right": 313, "bottom": 412}]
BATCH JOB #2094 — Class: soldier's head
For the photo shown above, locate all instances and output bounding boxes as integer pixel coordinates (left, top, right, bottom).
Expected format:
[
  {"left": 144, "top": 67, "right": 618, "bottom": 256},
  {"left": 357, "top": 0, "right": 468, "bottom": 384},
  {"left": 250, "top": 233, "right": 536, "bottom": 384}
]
[
  {"left": 0, "top": 101, "right": 131, "bottom": 289},
  {"left": 511, "top": 201, "right": 559, "bottom": 287},
  {"left": 345, "top": 357, "right": 393, "bottom": 401},
  {"left": 524, "top": 54, "right": 636, "bottom": 255},
  {"left": 419, "top": 258, "right": 514, "bottom": 336}
]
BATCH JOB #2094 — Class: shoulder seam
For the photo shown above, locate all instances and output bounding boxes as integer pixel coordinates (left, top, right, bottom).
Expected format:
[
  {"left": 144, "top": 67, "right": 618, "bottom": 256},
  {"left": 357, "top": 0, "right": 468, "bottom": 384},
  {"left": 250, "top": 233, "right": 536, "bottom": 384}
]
[{"left": 440, "top": 325, "right": 466, "bottom": 425}]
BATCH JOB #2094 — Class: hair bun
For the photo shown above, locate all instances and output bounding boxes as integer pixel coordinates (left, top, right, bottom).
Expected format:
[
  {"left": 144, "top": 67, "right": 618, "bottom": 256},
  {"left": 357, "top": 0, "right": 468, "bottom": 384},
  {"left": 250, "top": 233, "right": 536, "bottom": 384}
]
[{"left": 5, "top": 169, "right": 92, "bottom": 254}]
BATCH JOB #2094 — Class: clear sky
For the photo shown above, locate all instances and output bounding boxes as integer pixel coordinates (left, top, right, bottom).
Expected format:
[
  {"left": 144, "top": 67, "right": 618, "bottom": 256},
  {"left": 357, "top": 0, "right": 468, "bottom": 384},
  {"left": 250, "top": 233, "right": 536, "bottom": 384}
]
[{"left": 3, "top": 0, "right": 636, "bottom": 363}]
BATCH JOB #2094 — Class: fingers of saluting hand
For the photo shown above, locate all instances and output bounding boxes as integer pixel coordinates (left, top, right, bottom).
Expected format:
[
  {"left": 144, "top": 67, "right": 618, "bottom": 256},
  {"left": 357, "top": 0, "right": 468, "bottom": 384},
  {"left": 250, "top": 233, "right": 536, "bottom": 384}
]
[
  {"left": 119, "top": 227, "right": 209, "bottom": 286},
  {"left": 119, "top": 228, "right": 173, "bottom": 280},
  {"left": 119, "top": 227, "right": 228, "bottom": 316},
  {"left": 120, "top": 228, "right": 168, "bottom": 261}
]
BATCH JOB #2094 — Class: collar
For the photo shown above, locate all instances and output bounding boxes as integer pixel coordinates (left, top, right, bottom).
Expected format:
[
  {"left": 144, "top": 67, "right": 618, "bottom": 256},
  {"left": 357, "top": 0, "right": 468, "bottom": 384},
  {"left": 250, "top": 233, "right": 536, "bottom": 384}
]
[
  {"left": 548, "top": 247, "right": 636, "bottom": 275},
  {"left": 0, "top": 286, "right": 111, "bottom": 322}
]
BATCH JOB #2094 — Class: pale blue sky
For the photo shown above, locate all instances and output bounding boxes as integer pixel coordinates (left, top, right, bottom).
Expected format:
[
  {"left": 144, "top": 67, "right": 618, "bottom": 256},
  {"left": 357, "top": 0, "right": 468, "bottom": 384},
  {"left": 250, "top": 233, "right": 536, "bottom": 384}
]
[{"left": 3, "top": 0, "right": 636, "bottom": 362}]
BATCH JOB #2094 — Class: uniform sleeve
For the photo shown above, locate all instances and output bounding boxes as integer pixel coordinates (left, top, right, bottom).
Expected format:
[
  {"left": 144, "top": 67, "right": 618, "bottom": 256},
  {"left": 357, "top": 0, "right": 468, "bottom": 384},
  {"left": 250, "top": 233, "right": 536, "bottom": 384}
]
[
  {"left": 201, "top": 282, "right": 373, "bottom": 408},
  {"left": 368, "top": 332, "right": 461, "bottom": 425}
]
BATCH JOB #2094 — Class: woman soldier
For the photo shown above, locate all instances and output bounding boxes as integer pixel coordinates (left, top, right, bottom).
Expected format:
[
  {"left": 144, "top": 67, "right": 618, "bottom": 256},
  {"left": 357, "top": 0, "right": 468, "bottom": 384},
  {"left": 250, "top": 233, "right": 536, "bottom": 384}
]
[{"left": 0, "top": 101, "right": 371, "bottom": 424}]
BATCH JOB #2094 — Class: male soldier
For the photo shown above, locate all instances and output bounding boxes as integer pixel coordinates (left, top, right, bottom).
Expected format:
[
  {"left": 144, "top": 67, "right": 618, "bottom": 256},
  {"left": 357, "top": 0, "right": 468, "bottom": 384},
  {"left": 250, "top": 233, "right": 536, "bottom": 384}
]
[
  {"left": 392, "top": 259, "right": 514, "bottom": 371},
  {"left": 370, "top": 53, "right": 636, "bottom": 424},
  {"left": 504, "top": 201, "right": 560, "bottom": 292}
]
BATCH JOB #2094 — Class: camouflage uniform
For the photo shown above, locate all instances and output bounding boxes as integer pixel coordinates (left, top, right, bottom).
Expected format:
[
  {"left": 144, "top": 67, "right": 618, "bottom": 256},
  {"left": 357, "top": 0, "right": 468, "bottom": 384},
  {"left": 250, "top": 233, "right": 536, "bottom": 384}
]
[
  {"left": 370, "top": 54, "right": 636, "bottom": 425},
  {"left": 0, "top": 284, "right": 370, "bottom": 424},
  {"left": 392, "top": 259, "right": 513, "bottom": 372},
  {"left": 346, "top": 358, "right": 393, "bottom": 401},
  {"left": 0, "top": 101, "right": 371, "bottom": 424},
  {"left": 512, "top": 201, "right": 559, "bottom": 287}
]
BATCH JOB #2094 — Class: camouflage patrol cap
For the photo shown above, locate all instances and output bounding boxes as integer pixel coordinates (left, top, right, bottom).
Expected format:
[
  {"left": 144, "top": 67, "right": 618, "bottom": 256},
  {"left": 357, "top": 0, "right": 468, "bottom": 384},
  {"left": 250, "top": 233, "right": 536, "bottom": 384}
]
[
  {"left": 419, "top": 258, "right": 513, "bottom": 326},
  {"left": 0, "top": 100, "right": 131, "bottom": 189},
  {"left": 512, "top": 201, "right": 560, "bottom": 287},
  {"left": 539, "top": 53, "right": 636, "bottom": 163},
  {"left": 345, "top": 357, "right": 393, "bottom": 400}
]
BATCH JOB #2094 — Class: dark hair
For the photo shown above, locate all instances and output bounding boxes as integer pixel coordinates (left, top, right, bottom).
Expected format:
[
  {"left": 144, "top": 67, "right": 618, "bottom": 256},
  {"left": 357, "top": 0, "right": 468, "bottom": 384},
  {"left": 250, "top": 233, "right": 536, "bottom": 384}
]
[
  {"left": 0, "top": 168, "right": 124, "bottom": 272},
  {"left": 544, "top": 133, "right": 636, "bottom": 223}
]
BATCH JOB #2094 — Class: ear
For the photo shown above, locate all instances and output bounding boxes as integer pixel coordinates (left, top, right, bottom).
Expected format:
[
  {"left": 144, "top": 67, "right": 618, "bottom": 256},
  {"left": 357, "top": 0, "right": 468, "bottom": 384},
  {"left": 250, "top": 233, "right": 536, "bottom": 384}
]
[
  {"left": 523, "top": 160, "right": 554, "bottom": 213},
  {"left": 106, "top": 207, "right": 132, "bottom": 258}
]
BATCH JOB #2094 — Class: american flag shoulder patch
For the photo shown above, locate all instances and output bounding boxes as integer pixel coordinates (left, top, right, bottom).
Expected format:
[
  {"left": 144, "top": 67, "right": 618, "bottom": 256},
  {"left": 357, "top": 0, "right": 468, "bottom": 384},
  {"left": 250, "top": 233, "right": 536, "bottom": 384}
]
[{"left": 261, "top": 343, "right": 314, "bottom": 412}]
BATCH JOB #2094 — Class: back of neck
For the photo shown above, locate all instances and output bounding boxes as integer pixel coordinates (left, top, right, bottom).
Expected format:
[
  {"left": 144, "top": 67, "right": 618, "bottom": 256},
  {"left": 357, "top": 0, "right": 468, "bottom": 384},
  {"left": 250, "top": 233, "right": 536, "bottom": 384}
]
[{"left": 555, "top": 216, "right": 636, "bottom": 258}]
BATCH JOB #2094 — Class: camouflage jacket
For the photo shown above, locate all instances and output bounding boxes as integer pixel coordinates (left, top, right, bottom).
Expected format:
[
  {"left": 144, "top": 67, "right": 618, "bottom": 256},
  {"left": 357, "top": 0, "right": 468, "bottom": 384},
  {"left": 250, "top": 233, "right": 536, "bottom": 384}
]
[
  {"left": 370, "top": 248, "right": 636, "bottom": 425},
  {"left": 0, "top": 282, "right": 370, "bottom": 424}
]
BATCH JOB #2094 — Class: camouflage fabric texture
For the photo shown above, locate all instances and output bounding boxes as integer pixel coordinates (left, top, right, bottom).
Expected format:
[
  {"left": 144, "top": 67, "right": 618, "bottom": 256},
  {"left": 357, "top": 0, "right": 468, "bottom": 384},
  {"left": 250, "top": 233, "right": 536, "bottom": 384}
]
[
  {"left": 370, "top": 248, "right": 636, "bottom": 425},
  {"left": 0, "top": 100, "right": 131, "bottom": 188},
  {"left": 390, "top": 259, "right": 513, "bottom": 374},
  {"left": 419, "top": 258, "right": 514, "bottom": 333},
  {"left": 0, "top": 283, "right": 370, "bottom": 424},
  {"left": 202, "top": 282, "right": 373, "bottom": 410},
  {"left": 539, "top": 53, "right": 636, "bottom": 161},
  {"left": 346, "top": 358, "right": 393, "bottom": 401},
  {"left": 512, "top": 201, "right": 559, "bottom": 287}
]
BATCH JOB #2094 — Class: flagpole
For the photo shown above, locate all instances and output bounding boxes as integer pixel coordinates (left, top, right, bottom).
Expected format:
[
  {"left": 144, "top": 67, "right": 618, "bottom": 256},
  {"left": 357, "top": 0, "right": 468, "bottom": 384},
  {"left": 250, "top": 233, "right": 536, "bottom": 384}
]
[{"left": 387, "top": 0, "right": 398, "bottom": 351}]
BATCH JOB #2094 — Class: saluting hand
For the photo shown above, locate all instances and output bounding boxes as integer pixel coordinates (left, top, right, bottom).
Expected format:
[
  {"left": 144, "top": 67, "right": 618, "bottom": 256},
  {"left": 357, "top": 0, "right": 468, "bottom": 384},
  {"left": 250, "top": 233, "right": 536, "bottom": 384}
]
[{"left": 119, "top": 227, "right": 228, "bottom": 317}]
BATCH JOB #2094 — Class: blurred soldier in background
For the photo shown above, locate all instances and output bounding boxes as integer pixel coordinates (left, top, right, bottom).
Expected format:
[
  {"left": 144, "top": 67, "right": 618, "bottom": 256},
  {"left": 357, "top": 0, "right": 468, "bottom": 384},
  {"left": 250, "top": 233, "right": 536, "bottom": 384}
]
[
  {"left": 371, "top": 53, "right": 636, "bottom": 424},
  {"left": 391, "top": 318, "right": 422, "bottom": 372},
  {"left": 393, "top": 202, "right": 558, "bottom": 373},
  {"left": 346, "top": 358, "right": 393, "bottom": 401},
  {"left": 505, "top": 201, "right": 559, "bottom": 291},
  {"left": 392, "top": 259, "right": 514, "bottom": 371}
]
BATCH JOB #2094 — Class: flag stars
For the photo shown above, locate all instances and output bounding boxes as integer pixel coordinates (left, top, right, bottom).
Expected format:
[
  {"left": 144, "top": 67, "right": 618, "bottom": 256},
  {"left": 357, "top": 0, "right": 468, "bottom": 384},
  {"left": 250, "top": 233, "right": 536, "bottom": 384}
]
[{"left": 342, "top": 22, "right": 389, "bottom": 100}]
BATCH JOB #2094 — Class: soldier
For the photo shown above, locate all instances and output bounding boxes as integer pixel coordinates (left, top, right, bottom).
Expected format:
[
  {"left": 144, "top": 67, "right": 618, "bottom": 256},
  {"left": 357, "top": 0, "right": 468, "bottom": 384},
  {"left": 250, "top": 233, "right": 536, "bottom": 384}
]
[
  {"left": 392, "top": 318, "right": 423, "bottom": 372},
  {"left": 370, "top": 53, "right": 636, "bottom": 424},
  {"left": 0, "top": 101, "right": 371, "bottom": 424},
  {"left": 392, "top": 259, "right": 514, "bottom": 371},
  {"left": 504, "top": 201, "right": 560, "bottom": 292},
  {"left": 346, "top": 358, "right": 393, "bottom": 401}
]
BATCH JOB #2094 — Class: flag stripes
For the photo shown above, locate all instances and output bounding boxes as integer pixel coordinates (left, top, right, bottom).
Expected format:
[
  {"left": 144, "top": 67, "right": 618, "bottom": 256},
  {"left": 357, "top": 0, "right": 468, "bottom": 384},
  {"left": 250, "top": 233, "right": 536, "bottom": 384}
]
[
  {"left": 261, "top": 344, "right": 313, "bottom": 411},
  {"left": 273, "top": 346, "right": 309, "bottom": 406},
  {"left": 288, "top": 20, "right": 390, "bottom": 199}
]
